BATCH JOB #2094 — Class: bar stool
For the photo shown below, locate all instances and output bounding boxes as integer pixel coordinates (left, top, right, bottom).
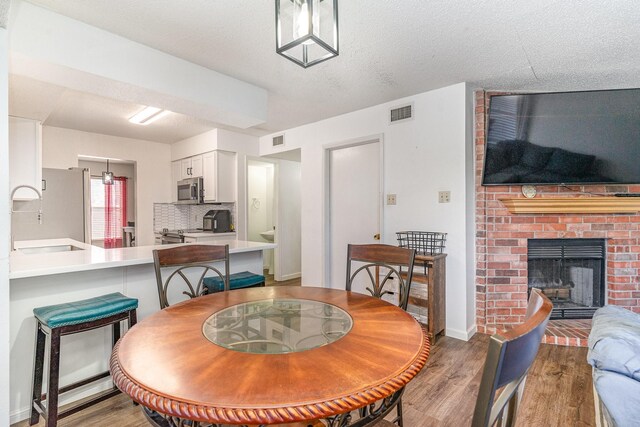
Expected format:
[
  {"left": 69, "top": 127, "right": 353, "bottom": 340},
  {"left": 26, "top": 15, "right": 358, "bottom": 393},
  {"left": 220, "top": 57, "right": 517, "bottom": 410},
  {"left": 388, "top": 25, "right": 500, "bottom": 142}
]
[
  {"left": 30, "top": 292, "right": 138, "bottom": 427},
  {"left": 203, "top": 270, "right": 265, "bottom": 293}
]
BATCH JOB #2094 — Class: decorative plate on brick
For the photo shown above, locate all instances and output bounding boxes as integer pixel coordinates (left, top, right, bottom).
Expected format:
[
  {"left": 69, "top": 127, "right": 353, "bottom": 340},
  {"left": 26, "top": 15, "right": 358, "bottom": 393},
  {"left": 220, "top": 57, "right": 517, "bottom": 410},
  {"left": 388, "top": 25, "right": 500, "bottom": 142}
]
[{"left": 522, "top": 185, "right": 537, "bottom": 198}]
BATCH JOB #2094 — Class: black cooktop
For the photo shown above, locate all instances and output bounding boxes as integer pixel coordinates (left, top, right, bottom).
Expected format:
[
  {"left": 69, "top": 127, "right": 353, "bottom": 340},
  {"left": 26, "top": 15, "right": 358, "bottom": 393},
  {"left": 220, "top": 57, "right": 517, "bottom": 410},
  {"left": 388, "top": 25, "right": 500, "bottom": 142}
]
[{"left": 161, "top": 228, "right": 206, "bottom": 235}]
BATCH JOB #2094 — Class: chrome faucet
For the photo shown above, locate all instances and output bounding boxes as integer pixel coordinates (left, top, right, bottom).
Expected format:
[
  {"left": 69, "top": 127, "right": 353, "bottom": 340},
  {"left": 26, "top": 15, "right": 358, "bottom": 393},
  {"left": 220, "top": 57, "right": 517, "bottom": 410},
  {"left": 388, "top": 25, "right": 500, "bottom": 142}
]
[{"left": 10, "top": 185, "right": 43, "bottom": 250}]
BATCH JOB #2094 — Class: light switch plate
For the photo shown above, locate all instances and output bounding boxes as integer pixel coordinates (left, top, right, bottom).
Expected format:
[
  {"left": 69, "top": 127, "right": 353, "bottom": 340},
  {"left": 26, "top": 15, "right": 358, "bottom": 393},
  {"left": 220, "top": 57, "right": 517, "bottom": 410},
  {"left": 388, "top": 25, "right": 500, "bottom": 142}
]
[{"left": 387, "top": 194, "right": 397, "bottom": 205}]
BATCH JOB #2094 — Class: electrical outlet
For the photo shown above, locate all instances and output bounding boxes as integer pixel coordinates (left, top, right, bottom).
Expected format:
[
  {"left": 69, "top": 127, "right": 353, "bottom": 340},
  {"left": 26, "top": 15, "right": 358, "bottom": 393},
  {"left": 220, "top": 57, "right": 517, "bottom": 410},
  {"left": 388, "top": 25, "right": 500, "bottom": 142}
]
[
  {"left": 386, "top": 194, "right": 397, "bottom": 205},
  {"left": 438, "top": 191, "right": 451, "bottom": 203}
]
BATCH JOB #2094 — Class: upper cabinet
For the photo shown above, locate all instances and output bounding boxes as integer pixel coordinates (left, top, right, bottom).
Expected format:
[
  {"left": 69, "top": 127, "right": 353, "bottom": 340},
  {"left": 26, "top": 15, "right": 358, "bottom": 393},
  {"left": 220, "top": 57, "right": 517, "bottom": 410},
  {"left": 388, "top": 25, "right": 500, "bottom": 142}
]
[
  {"left": 203, "top": 151, "right": 236, "bottom": 203},
  {"left": 179, "top": 155, "right": 203, "bottom": 180},
  {"left": 171, "top": 151, "right": 236, "bottom": 203},
  {"left": 9, "top": 116, "right": 43, "bottom": 200}
]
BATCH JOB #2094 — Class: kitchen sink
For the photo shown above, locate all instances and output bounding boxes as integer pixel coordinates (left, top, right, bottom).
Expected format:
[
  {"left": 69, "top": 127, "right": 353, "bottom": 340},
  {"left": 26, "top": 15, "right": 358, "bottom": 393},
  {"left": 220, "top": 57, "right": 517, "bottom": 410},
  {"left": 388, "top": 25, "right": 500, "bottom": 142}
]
[{"left": 18, "top": 245, "right": 85, "bottom": 254}]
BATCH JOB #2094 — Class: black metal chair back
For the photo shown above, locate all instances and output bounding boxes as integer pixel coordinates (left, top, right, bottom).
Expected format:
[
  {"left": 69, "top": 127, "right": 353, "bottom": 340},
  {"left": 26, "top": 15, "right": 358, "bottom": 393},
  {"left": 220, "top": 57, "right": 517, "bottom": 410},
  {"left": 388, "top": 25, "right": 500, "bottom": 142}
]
[
  {"left": 346, "top": 243, "right": 416, "bottom": 310},
  {"left": 152, "top": 245, "right": 230, "bottom": 309},
  {"left": 471, "top": 288, "right": 552, "bottom": 427}
]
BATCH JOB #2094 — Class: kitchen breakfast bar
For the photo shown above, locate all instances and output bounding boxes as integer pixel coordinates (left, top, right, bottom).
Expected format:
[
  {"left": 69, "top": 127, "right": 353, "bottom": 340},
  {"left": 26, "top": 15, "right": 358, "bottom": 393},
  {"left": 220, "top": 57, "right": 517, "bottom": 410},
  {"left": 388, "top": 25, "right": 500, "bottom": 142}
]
[{"left": 8, "top": 238, "right": 275, "bottom": 424}]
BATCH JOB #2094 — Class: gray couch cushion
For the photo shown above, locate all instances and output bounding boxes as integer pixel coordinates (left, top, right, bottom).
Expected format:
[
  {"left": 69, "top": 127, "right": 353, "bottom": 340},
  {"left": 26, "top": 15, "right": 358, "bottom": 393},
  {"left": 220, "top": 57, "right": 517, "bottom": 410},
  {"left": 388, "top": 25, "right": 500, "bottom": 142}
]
[
  {"left": 588, "top": 305, "right": 640, "bottom": 381},
  {"left": 593, "top": 369, "right": 640, "bottom": 427}
]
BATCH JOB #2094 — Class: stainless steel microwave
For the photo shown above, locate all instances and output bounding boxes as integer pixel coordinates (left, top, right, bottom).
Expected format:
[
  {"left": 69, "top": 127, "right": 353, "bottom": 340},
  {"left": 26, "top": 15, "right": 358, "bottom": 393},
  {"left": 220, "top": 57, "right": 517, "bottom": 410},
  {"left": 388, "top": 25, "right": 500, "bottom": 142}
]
[{"left": 176, "top": 177, "right": 203, "bottom": 204}]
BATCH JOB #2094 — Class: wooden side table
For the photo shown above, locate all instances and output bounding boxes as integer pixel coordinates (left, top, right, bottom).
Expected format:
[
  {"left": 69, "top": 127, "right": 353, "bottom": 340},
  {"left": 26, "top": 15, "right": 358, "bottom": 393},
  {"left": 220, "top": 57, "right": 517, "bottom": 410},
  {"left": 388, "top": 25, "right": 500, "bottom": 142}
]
[{"left": 402, "top": 253, "right": 447, "bottom": 342}]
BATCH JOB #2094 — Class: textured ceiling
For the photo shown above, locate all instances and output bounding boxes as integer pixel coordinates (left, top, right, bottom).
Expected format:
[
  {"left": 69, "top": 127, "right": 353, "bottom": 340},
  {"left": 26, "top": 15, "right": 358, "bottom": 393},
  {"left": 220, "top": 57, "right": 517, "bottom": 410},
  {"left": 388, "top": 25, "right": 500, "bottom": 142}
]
[{"left": 13, "top": 0, "right": 640, "bottom": 141}]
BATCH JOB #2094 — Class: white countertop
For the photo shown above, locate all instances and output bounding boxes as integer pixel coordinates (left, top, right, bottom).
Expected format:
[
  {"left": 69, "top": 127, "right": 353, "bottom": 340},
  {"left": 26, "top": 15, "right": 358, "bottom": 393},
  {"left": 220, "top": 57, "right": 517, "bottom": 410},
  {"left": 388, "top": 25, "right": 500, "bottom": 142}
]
[{"left": 10, "top": 238, "right": 276, "bottom": 280}]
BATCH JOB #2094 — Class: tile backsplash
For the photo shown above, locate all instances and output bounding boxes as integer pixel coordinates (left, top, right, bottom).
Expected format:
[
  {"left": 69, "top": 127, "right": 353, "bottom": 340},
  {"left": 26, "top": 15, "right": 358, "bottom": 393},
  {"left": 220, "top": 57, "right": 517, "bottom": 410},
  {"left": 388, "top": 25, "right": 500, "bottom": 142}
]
[{"left": 154, "top": 203, "right": 235, "bottom": 232}]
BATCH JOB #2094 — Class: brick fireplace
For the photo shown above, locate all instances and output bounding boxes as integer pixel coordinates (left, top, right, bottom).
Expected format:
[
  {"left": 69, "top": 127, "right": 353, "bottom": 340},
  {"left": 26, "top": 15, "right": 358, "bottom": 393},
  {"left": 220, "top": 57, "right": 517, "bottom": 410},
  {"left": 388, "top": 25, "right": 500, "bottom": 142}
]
[{"left": 475, "top": 91, "right": 640, "bottom": 345}]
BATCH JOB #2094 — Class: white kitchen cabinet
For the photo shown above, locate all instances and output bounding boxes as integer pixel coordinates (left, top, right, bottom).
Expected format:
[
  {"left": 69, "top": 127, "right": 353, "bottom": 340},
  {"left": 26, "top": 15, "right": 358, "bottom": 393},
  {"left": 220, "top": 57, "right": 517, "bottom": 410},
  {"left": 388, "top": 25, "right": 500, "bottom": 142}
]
[
  {"left": 9, "top": 116, "right": 42, "bottom": 200},
  {"left": 183, "top": 232, "right": 236, "bottom": 243},
  {"left": 191, "top": 156, "right": 203, "bottom": 177},
  {"left": 203, "top": 151, "right": 236, "bottom": 202},
  {"left": 180, "top": 155, "right": 203, "bottom": 179}
]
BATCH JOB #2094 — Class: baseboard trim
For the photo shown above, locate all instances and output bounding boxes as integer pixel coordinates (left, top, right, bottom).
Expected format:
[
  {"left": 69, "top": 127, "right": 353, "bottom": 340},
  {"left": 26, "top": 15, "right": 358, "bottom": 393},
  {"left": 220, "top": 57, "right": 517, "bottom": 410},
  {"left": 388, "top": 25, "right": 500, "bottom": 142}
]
[
  {"left": 10, "top": 379, "right": 113, "bottom": 424},
  {"left": 445, "top": 324, "right": 477, "bottom": 341},
  {"left": 279, "top": 272, "right": 301, "bottom": 281}
]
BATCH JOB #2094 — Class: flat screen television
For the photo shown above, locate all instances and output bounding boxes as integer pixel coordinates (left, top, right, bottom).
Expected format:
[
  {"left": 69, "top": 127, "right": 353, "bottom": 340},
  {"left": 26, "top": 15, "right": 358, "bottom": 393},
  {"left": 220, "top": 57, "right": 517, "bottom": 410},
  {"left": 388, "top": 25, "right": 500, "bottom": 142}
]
[{"left": 482, "top": 88, "right": 640, "bottom": 185}]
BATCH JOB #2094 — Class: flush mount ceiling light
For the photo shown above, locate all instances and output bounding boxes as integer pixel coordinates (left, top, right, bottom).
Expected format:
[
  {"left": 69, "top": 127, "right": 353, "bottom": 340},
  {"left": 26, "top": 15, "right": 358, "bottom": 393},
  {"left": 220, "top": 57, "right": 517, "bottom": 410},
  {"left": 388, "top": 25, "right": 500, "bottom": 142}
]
[
  {"left": 102, "top": 159, "right": 114, "bottom": 185},
  {"left": 276, "top": 0, "right": 339, "bottom": 68},
  {"left": 129, "top": 106, "right": 170, "bottom": 125}
]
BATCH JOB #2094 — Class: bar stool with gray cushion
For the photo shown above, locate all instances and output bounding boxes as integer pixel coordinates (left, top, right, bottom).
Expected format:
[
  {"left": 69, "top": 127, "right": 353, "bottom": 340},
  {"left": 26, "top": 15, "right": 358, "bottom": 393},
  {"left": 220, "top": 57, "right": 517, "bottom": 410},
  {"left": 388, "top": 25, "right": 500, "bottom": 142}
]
[{"left": 30, "top": 292, "right": 138, "bottom": 427}]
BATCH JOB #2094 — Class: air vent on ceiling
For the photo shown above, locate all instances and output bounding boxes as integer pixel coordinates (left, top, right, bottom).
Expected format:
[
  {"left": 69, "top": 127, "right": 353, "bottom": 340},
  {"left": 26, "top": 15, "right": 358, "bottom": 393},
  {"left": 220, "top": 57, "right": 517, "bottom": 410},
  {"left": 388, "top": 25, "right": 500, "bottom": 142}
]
[
  {"left": 272, "top": 135, "right": 285, "bottom": 147},
  {"left": 389, "top": 103, "right": 413, "bottom": 124}
]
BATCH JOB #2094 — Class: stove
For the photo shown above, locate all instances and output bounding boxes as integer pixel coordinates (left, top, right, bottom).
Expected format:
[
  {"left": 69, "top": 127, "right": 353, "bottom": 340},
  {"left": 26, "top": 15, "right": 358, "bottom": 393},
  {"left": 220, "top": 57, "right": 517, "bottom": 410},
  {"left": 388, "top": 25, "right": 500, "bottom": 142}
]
[{"left": 160, "top": 228, "right": 206, "bottom": 244}]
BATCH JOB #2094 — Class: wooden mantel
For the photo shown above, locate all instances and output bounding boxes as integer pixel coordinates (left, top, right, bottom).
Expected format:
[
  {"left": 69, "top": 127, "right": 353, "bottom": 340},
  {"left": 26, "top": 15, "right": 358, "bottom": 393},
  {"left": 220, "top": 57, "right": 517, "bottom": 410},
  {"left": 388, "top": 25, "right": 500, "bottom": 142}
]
[{"left": 499, "top": 197, "right": 640, "bottom": 214}]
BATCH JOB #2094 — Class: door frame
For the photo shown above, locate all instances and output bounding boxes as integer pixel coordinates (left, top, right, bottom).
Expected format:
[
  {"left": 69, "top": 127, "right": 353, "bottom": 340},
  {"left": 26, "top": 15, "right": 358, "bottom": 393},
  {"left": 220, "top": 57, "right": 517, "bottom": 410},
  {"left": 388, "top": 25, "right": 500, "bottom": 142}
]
[{"left": 323, "top": 134, "right": 385, "bottom": 288}]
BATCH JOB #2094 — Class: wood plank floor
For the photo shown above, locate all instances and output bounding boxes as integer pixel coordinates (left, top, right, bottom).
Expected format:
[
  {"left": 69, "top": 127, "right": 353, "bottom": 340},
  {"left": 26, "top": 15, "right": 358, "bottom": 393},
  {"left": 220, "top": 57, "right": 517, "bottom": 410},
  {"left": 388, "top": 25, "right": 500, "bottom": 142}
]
[{"left": 14, "top": 333, "right": 594, "bottom": 427}]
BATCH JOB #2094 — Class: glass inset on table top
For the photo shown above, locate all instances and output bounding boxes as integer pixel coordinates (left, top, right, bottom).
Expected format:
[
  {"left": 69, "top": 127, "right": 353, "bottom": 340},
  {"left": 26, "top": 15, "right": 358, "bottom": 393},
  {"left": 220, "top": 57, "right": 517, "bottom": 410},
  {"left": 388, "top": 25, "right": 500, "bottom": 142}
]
[{"left": 203, "top": 298, "right": 353, "bottom": 354}]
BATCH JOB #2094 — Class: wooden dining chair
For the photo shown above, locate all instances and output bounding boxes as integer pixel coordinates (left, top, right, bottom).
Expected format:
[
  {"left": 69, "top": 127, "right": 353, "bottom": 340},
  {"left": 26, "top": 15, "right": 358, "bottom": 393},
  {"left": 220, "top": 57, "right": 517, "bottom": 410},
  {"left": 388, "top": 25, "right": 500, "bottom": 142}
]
[
  {"left": 152, "top": 244, "right": 229, "bottom": 309},
  {"left": 147, "top": 245, "right": 231, "bottom": 427},
  {"left": 345, "top": 243, "right": 416, "bottom": 427},
  {"left": 346, "top": 243, "right": 416, "bottom": 310},
  {"left": 471, "top": 288, "right": 553, "bottom": 427}
]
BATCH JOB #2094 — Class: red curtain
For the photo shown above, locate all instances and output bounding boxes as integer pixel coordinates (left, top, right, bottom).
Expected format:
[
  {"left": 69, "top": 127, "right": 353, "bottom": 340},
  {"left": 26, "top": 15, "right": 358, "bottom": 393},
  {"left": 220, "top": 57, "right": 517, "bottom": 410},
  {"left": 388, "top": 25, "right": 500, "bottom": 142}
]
[{"left": 104, "top": 177, "right": 127, "bottom": 248}]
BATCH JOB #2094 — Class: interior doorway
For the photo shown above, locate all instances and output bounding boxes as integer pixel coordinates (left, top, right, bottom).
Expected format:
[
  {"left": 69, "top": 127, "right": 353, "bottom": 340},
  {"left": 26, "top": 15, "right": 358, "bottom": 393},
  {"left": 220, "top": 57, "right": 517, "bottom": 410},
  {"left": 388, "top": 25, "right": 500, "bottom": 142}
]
[
  {"left": 326, "top": 138, "right": 383, "bottom": 291},
  {"left": 247, "top": 151, "right": 302, "bottom": 282},
  {"left": 247, "top": 159, "right": 276, "bottom": 274}
]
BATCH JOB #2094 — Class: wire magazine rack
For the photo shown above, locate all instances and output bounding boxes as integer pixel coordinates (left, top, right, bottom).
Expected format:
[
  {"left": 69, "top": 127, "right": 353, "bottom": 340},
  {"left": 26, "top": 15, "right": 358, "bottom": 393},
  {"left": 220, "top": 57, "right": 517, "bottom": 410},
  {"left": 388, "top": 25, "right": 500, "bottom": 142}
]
[{"left": 396, "top": 231, "right": 447, "bottom": 255}]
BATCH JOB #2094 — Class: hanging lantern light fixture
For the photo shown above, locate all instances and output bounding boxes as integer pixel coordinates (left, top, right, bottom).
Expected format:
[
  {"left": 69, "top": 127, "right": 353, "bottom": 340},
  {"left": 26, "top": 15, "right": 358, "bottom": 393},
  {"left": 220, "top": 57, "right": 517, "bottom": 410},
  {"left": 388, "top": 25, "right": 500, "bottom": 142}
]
[
  {"left": 276, "top": 0, "right": 339, "bottom": 68},
  {"left": 102, "top": 159, "right": 114, "bottom": 185}
]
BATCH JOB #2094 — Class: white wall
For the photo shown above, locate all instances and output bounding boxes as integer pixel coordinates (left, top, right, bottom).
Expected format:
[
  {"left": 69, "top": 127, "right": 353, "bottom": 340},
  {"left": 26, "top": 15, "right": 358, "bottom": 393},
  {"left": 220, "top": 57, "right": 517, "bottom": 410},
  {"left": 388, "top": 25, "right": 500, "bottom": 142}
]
[
  {"left": 0, "top": 26, "right": 11, "bottom": 427},
  {"left": 247, "top": 161, "right": 274, "bottom": 241},
  {"left": 41, "top": 127, "right": 172, "bottom": 246},
  {"left": 276, "top": 159, "right": 302, "bottom": 280},
  {"left": 259, "top": 83, "right": 476, "bottom": 339},
  {"left": 465, "top": 85, "right": 477, "bottom": 337}
]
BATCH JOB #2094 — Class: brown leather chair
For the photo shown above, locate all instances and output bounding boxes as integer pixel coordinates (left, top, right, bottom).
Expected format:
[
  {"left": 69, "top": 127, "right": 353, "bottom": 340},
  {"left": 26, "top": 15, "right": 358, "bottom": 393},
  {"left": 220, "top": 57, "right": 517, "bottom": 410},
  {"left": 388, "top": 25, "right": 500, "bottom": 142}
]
[
  {"left": 471, "top": 288, "right": 553, "bottom": 427},
  {"left": 346, "top": 243, "right": 416, "bottom": 310},
  {"left": 152, "top": 244, "right": 229, "bottom": 309}
]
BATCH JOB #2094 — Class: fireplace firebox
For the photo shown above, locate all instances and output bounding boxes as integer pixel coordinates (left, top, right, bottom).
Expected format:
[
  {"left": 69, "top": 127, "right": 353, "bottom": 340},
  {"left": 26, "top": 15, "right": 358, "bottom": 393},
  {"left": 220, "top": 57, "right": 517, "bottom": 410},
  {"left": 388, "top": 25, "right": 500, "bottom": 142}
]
[{"left": 527, "top": 238, "right": 605, "bottom": 319}]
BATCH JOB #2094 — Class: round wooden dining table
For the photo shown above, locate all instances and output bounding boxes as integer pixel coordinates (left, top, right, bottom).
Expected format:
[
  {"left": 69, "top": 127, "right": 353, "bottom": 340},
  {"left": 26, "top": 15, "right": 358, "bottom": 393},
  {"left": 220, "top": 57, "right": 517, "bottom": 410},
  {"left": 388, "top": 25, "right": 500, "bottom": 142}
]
[{"left": 110, "top": 286, "right": 430, "bottom": 425}]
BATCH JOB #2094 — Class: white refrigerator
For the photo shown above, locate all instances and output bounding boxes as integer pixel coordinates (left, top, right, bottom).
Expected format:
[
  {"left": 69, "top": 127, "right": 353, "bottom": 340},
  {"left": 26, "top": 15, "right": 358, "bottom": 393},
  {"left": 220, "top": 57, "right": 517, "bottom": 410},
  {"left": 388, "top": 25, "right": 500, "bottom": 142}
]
[{"left": 11, "top": 168, "right": 91, "bottom": 243}]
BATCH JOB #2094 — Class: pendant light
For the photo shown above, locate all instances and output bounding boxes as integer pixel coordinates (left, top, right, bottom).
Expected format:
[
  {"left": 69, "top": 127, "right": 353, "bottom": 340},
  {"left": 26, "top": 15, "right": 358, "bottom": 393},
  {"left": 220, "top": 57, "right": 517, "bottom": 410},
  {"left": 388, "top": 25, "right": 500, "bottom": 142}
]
[
  {"left": 102, "top": 159, "right": 114, "bottom": 185},
  {"left": 276, "top": 0, "right": 339, "bottom": 68}
]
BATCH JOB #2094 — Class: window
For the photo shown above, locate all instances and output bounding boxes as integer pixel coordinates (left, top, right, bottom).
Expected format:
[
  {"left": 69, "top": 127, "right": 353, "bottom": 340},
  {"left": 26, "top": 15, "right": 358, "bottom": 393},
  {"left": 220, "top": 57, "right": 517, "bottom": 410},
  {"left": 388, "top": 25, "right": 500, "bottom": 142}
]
[{"left": 90, "top": 177, "right": 127, "bottom": 248}]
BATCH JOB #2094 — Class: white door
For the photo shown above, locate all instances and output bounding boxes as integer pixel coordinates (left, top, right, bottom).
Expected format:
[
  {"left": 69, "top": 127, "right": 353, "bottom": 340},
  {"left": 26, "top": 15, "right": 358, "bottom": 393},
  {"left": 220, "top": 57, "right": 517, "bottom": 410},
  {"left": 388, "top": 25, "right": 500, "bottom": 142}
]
[{"left": 328, "top": 140, "right": 381, "bottom": 291}]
